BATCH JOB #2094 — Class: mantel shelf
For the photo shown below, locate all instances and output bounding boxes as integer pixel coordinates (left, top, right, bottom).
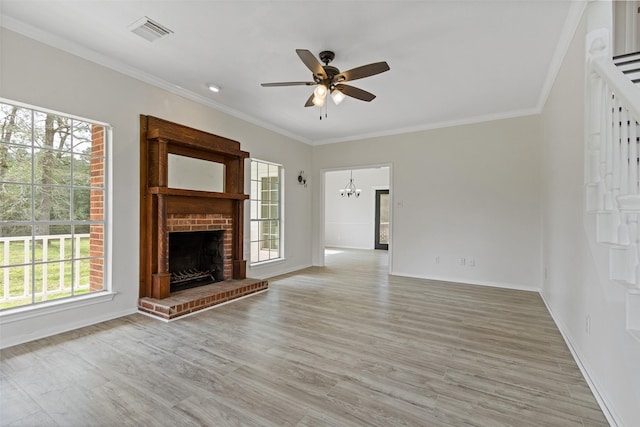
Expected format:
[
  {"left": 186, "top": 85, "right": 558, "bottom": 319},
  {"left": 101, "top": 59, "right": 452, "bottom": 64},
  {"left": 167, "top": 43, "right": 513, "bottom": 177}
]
[{"left": 148, "top": 187, "right": 249, "bottom": 200}]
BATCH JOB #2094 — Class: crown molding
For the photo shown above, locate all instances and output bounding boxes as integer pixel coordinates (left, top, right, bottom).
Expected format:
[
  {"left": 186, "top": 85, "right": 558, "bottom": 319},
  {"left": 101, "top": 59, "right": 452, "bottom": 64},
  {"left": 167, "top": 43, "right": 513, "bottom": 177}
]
[
  {"left": 536, "top": 0, "right": 589, "bottom": 112},
  {"left": 311, "top": 107, "right": 541, "bottom": 146},
  {"left": 0, "top": 14, "right": 311, "bottom": 145}
]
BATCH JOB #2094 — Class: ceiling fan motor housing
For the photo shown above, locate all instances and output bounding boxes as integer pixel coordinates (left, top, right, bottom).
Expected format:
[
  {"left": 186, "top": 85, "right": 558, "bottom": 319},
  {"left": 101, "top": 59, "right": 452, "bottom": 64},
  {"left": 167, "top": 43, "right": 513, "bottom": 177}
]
[
  {"left": 313, "top": 65, "right": 340, "bottom": 85},
  {"left": 323, "top": 66, "right": 340, "bottom": 79}
]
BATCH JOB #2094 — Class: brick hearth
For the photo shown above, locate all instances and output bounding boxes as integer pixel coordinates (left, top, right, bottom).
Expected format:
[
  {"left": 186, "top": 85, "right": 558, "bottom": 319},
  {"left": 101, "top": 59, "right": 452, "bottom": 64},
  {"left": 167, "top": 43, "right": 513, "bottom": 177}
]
[{"left": 138, "top": 278, "right": 268, "bottom": 320}]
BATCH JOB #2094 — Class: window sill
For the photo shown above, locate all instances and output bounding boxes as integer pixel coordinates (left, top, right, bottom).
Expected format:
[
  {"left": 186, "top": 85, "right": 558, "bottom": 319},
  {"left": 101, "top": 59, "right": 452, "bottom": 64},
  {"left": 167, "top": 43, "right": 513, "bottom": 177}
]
[
  {"left": 250, "top": 258, "right": 286, "bottom": 268},
  {"left": 0, "top": 291, "right": 117, "bottom": 325}
]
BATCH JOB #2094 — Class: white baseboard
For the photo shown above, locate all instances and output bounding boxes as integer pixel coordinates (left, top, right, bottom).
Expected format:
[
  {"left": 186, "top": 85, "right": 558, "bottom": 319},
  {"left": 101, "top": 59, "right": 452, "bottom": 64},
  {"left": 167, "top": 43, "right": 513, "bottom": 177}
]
[
  {"left": 0, "top": 307, "right": 137, "bottom": 349},
  {"left": 324, "top": 244, "right": 373, "bottom": 250},
  {"left": 539, "top": 293, "right": 621, "bottom": 427},
  {"left": 389, "top": 271, "right": 540, "bottom": 293},
  {"left": 252, "top": 263, "right": 312, "bottom": 280}
]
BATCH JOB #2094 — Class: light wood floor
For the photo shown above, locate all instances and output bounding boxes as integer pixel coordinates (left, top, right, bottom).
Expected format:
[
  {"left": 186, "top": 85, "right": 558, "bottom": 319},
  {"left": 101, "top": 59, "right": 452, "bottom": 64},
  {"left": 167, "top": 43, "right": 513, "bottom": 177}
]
[{"left": 1, "top": 249, "right": 608, "bottom": 426}]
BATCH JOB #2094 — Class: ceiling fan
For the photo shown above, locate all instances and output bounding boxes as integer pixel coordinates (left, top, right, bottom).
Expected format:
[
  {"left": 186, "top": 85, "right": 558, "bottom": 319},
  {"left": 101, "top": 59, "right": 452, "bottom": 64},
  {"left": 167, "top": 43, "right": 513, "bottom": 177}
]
[{"left": 261, "top": 49, "right": 390, "bottom": 108}]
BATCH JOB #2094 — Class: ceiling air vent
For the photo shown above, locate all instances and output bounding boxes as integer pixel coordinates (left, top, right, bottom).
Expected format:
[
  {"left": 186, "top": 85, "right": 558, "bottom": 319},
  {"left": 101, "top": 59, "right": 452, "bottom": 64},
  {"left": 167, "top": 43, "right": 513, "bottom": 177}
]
[{"left": 128, "top": 16, "right": 173, "bottom": 42}]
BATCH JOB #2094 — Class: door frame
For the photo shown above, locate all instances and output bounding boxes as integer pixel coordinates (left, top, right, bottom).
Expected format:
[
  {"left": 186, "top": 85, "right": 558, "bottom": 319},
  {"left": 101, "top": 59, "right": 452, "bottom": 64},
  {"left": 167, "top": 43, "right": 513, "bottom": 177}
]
[
  {"left": 315, "top": 164, "right": 393, "bottom": 270},
  {"left": 374, "top": 189, "right": 389, "bottom": 250}
]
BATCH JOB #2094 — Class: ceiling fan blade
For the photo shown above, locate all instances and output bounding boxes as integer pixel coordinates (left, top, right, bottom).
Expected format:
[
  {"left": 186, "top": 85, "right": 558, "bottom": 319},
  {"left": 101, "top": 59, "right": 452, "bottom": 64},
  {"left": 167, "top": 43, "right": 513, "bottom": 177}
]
[
  {"left": 304, "top": 93, "right": 315, "bottom": 107},
  {"left": 334, "top": 84, "right": 376, "bottom": 102},
  {"left": 296, "top": 49, "right": 327, "bottom": 79},
  {"left": 261, "top": 81, "right": 315, "bottom": 87},
  {"left": 336, "top": 61, "right": 390, "bottom": 82}
]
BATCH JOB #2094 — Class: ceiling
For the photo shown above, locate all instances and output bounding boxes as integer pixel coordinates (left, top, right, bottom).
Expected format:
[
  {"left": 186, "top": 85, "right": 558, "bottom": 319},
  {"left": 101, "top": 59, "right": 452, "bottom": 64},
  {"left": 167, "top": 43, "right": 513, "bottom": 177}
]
[{"left": 0, "top": 1, "right": 578, "bottom": 145}]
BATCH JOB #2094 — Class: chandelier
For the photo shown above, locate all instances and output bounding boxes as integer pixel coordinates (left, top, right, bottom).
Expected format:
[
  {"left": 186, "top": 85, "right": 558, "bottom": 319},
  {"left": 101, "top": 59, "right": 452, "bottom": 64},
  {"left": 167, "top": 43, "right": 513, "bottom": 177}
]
[{"left": 340, "top": 171, "right": 361, "bottom": 198}]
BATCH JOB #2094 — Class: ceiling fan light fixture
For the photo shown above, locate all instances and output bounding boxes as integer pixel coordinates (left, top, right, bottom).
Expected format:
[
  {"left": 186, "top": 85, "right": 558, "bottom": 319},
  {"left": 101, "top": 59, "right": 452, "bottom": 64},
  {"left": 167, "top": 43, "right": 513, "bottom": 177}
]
[
  {"left": 312, "top": 95, "right": 326, "bottom": 107},
  {"left": 312, "top": 84, "right": 328, "bottom": 107},
  {"left": 314, "top": 84, "right": 328, "bottom": 98},
  {"left": 330, "top": 89, "right": 345, "bottom": 105}
]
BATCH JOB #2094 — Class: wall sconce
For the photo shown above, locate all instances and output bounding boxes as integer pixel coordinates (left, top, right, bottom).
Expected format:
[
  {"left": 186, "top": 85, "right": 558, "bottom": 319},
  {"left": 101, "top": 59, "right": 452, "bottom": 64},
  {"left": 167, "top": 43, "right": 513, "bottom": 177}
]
[{"left": 298, "top": 171, "right": 307, "bottom": 187}]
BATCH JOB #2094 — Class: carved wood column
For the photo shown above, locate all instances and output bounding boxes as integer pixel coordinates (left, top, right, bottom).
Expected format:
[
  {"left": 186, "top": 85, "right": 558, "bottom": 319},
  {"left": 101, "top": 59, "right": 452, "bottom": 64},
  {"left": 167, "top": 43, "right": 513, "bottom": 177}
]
[
  {"left": 229, "top": 156, "right": 247, "bottom": 279},
  {"left": 232, "top": 199, "right": 247, "bottom": 279},
  {"left": 152, "top": 138, "right": 170, "bottom": 299}
]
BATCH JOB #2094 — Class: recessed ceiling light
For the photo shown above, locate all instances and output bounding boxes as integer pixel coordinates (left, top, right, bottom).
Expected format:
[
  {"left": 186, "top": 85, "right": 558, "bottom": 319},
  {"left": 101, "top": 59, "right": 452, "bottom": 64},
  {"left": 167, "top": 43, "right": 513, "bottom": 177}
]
[{"left": 207, "top": 84, "right": 220, "bottom": 93}]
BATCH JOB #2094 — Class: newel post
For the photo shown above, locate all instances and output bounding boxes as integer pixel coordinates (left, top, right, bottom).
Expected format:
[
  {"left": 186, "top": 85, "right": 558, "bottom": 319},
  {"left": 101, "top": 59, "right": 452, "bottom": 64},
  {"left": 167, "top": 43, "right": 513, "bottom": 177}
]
[{"left": 585, "top": 28, "right": 610, "bottom": 213}]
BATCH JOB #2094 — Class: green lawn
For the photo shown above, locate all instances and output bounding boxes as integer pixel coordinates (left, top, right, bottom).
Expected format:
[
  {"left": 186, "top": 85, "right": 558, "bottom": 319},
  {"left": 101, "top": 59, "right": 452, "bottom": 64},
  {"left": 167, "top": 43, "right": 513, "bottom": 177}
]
[{"left": 0, "top": 236, "right": 96, "bottom": 309}]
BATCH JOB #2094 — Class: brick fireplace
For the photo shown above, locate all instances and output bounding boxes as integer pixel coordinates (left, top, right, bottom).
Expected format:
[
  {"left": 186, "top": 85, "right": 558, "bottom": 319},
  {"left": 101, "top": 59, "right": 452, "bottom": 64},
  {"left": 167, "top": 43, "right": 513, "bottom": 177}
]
[
  {"left": 138, "top": 116, "right": 268, "bottom": 320},
  {"left": 167, "top": 214, "right": 233, "bottom": 289}
]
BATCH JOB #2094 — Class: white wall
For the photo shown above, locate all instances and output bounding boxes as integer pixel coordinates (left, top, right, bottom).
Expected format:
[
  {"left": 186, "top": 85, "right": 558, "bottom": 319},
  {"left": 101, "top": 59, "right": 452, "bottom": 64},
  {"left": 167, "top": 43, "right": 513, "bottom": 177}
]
[
  {"left": 540, "top": 4, "right": 640, "bottom": 425},
  {"left": 0, "top": 28, "right": 312, "bottom": 347},
  {"left": 325, "top": 168, "right": 389, "bottom": 249},
  {"left": 312, "top": 116, "right": 542, "bottom": 291}
]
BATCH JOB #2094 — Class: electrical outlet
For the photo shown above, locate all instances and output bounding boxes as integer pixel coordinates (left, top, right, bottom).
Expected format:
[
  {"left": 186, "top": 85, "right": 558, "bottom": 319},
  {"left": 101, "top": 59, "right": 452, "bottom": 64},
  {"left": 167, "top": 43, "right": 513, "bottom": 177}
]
[
  {"left": 435, "top": 256, "right": 440, "bottom": 264},
  {"left": 585, "top": 315, "right": 591, "bottom": 336},
  {"left": 459, "top": 258, "right": 466, "bottom": 266},
  {"left": 468, "top": 258, "right": 475, "bottom": 267}
]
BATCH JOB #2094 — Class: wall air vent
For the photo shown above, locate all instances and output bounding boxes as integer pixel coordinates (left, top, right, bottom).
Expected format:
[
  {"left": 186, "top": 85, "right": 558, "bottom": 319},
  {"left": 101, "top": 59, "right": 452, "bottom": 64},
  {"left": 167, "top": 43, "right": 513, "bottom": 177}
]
[{"left": 128, "top": 16, "right": 173, "bottom": 42}]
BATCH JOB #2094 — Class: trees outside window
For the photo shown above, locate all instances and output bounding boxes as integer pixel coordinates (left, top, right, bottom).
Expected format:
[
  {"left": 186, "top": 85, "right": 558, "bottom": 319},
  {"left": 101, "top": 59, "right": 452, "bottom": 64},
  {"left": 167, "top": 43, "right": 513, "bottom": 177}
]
[{"left": 0, "top": 100, "right": 108, "bottom": 309}]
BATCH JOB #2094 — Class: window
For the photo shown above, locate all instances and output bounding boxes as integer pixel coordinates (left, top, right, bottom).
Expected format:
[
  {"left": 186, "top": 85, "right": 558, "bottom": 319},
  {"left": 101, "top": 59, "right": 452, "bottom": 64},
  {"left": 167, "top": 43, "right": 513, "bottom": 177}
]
[
  {"left": 0, "top": 100, "right": 109, "bottom": 310},
  {"left": 250, "top": 159, "right": 282, "bottom": 264}
]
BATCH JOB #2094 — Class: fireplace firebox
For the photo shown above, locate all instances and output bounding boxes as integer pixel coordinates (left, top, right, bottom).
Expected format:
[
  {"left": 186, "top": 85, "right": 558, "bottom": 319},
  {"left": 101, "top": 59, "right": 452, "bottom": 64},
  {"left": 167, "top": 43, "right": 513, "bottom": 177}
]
[{"left": 169, "top": 230, "right": 224, "bottom": 292}]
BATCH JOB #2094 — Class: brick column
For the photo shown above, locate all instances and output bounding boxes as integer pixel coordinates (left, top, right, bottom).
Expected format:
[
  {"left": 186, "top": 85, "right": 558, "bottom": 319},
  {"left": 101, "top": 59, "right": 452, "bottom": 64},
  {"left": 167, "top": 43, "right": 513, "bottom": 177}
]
[{"left": 89, "top": 125, "right": 105, "bottom": 292}]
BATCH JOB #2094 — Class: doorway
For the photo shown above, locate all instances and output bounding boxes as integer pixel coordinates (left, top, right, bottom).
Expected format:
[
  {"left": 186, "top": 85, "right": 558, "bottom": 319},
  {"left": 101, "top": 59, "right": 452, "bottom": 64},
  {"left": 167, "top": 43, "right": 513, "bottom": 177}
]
[
  {"left": 375, "top": 189, "right": 389, "bottom": 250},
  {"left": 320, "top": 166, "right": 392, "bottom": 269}
]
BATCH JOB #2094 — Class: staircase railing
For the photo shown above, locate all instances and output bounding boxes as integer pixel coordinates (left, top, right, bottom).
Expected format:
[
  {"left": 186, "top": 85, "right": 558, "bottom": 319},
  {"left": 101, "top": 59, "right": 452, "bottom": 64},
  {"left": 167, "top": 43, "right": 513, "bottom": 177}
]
[
  {"left": 587, "top": 52, "right": 640, "bottom": 215},
  {"left": 585, "top": 29, "right": 640, "bottom": 338}
]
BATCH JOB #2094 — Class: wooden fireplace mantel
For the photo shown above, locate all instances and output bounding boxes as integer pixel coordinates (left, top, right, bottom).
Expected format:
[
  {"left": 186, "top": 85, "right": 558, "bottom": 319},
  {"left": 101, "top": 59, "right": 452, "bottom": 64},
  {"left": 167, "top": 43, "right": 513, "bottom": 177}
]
[{"left": 139, "top": 115, "right": 250, "bottom": 299}]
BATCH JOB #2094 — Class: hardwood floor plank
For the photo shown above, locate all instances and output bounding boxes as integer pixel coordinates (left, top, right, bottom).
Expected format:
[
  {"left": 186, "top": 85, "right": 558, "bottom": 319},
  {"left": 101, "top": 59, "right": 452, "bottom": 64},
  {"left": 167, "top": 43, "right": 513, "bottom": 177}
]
[
  {"left": 0, "top": 375, "right": 48, "bottom": 426},
  {"left": 433, "top": 392, "right": 544, "bottom": 427},
  {"left": 0, "top": 249, "right": 607, "bottom": 426},
  {"left": 295, "top": 408, "right": 371, "bottom": 427},
  {"left": 441, "top": 368, "right": 609, "bottom": 425},
  {"left": 3, "top": 409, "right": 59, "bottom": 427},
  {"left": 324, "top": 379, "right": 445, "bottom": 426},
  {"left": 173, "top": 394, "right": 282, "bottom": 427}
]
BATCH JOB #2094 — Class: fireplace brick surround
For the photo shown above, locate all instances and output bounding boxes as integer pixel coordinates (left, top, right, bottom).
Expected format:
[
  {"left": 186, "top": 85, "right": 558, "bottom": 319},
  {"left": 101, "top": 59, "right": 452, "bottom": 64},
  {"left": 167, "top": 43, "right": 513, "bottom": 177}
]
[
  {"left": 138, "top": 116, "right": 267, "bottom": 320},
  {"left": 167, "top": 213, "right": 234, "bottom": 281}
]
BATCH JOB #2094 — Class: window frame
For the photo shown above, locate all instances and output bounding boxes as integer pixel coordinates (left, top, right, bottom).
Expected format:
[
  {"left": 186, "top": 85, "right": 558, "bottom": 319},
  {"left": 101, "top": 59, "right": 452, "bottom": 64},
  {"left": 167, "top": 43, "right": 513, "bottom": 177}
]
[
  {"left": 0, "top": 98, "right": 113, "bottom": 313},
  {"left": 249, "top": 158, "right": 284, "bottom": 265}
]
